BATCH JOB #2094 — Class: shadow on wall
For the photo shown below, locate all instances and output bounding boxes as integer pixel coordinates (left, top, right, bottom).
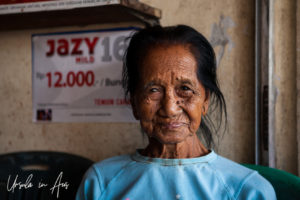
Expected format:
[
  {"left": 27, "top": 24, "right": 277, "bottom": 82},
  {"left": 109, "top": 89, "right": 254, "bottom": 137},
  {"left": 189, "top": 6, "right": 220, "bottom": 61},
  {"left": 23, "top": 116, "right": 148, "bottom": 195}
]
[{"left": 210, "top": 15, "right": 235, "bottom": 68}]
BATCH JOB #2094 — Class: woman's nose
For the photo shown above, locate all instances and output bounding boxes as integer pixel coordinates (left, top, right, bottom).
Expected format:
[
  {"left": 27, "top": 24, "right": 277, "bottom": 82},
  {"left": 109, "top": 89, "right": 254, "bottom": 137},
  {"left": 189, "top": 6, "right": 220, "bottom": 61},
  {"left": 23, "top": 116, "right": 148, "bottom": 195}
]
[{"left": 159, "top": 90, "right": 181, "bottom": 118}]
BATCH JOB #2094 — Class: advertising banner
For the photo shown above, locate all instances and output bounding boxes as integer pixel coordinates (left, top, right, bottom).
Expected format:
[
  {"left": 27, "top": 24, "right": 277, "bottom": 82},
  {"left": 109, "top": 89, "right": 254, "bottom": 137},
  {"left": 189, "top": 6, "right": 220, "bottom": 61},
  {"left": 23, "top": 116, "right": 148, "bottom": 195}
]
[{"left": 32, "top": 27, "right": 138, "bottom": 122}]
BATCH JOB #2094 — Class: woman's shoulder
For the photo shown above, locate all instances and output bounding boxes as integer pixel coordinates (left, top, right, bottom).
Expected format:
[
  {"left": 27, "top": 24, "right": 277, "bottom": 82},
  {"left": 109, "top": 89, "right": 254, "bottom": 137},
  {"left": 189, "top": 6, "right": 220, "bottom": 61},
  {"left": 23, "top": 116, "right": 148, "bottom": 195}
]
[
  {"left": 75, "top": 154, "right": 134, "bottom": 200},
  {"left": 94, "top": 154, "right": 133, "bottom": 168},
  {"left": 211, "top": 154, "right": 276, "bottom": 199},
  {"left": 90, "top": 154, "right": 134, "bottom": 180},
  {"left": 211, "top": 154, "right": 255, "bottom": 178}
]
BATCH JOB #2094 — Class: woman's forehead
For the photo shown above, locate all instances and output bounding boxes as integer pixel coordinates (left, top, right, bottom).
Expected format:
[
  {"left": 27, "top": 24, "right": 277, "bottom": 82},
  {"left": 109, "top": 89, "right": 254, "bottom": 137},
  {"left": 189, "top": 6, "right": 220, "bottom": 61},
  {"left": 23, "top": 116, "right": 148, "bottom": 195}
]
[
  {"left": 140, "top": 45, "right": 197, "bottom": 75},
  {"left": 137, "top": 46, "right": 201, "bottom": 89}
]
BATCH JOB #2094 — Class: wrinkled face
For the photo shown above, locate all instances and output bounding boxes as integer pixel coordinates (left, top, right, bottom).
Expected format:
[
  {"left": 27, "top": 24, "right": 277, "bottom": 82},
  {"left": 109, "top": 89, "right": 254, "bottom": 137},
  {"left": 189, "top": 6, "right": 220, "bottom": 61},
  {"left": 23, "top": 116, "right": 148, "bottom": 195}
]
[{"left": 132, "top": 45, "right": 209, "bottom": 144}]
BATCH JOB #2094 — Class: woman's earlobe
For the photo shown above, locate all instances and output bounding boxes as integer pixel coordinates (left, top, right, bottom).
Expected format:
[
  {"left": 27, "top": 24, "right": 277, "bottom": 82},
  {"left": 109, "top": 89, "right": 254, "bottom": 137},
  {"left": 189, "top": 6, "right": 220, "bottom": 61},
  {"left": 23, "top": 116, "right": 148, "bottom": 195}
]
[
  {"left": 202, "top": 99, "right": 209, "bottom": 116},
  {"left": 202, "top": 106, "right": 207, "bottom": 116}
]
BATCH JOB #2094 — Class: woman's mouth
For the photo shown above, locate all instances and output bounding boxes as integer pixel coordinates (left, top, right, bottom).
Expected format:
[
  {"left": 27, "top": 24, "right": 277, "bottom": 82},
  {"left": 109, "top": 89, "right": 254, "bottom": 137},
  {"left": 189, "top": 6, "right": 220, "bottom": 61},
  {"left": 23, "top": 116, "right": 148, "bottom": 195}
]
[{"left": 161, "top": 122, "right": 186, "bottom": 130}]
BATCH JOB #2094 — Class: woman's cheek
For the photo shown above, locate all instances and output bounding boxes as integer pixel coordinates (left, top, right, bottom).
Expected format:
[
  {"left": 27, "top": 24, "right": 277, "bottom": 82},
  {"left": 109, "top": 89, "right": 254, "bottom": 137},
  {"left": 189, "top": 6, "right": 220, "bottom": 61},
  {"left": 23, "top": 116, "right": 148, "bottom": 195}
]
[
  {"left": 138, "top": 101, "right": 158, "bottom": 136},
  {"left": 184, "top": 100, "right": 203, "bottom": 133},
  {"left": 142, "top": 100, "right": 160, "bottom": 118}
]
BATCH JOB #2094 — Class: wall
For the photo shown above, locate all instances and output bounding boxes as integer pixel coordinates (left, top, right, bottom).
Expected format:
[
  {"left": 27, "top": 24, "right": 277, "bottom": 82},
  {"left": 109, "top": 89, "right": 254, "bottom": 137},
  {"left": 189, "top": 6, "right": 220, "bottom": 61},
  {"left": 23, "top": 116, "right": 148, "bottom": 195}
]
[
  {"left": 268, "top": 0, "right": 298, "bottom": 175},
  {"left": 0, "top": 0, "right": 257, "bottom": 164}
]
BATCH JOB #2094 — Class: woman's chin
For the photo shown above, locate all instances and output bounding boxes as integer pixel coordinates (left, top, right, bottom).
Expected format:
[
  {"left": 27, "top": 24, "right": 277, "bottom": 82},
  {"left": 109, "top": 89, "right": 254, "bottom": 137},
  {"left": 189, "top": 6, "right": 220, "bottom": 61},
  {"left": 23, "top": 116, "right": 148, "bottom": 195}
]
[{"left": 154, "top": 132, "right": 191, "bottom": 145}]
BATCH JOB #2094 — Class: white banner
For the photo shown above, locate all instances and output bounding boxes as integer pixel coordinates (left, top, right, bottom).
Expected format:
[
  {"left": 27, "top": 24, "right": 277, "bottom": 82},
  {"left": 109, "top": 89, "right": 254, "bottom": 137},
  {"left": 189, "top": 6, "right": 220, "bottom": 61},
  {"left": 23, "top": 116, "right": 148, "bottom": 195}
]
[{"left": 32, "top": 27, "right": 138, "bottom": 122}]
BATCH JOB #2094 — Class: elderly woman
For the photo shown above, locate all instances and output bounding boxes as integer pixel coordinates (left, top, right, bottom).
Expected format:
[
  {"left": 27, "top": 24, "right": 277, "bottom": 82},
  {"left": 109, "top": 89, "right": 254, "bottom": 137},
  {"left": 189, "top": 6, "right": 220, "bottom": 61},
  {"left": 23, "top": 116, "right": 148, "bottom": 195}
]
[{"left": 76, "top": 25, "right": 276, "bottom": 200}]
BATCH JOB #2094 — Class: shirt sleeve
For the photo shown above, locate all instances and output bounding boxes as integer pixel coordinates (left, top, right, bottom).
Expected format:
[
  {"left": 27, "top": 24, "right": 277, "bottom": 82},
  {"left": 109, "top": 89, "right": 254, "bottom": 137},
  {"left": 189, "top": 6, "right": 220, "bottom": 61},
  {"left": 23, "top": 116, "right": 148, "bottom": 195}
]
[
  {"left": 75, "top": 165, "right": 103, "bottom": 200},
  {"left": 236, "top": 172, "right": 277, "bottom": 200}
]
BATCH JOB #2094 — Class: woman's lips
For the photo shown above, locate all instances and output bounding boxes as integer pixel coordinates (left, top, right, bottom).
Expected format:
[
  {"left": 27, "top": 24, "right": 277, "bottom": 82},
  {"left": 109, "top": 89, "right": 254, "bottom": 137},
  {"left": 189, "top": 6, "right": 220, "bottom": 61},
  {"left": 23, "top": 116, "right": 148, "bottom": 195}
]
[{"left": 161, "top": 122, "right": 186, "bottom": 130}]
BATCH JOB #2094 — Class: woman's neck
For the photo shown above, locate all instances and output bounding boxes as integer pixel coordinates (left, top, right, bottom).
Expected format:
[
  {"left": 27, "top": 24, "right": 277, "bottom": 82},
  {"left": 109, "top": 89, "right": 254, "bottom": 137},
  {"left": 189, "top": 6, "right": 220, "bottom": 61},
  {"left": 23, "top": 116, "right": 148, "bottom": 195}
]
[{"left": 141, "top": 134, "right": 209, "bottom": 159}]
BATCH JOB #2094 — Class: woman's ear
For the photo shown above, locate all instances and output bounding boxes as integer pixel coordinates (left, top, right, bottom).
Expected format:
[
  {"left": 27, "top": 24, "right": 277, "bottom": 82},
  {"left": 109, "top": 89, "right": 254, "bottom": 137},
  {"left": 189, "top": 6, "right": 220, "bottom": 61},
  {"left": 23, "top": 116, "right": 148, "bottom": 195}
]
[
  {"left": 130, "top": 96, "right": 140, "bottom": 120},
  {"left": 202, "top": 91, "right": 210, "bottom": 116}
]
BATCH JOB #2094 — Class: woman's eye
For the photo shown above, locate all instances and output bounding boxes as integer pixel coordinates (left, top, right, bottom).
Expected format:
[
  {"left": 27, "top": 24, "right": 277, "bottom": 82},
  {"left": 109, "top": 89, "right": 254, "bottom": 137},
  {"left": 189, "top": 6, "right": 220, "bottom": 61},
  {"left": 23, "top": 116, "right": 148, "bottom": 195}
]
[
  {"left": 146, "top": 87, "right": 162, "bottom": 100},
  {"left": 178, "top": 85, "right": 193, "bottom": 97},
  {"left": 181, "top": 86, "right": 191, "bottom": 91},
  {"left": 149, "top": 88, "right": 159, "bottom": 92}
]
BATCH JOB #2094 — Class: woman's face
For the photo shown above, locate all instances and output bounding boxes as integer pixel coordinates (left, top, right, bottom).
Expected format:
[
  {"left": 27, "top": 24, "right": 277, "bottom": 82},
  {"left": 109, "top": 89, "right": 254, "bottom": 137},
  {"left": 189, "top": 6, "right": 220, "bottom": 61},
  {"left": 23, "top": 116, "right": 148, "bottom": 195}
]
[{"left": 132, "top": 45, "right": 209, "bottom": 144}]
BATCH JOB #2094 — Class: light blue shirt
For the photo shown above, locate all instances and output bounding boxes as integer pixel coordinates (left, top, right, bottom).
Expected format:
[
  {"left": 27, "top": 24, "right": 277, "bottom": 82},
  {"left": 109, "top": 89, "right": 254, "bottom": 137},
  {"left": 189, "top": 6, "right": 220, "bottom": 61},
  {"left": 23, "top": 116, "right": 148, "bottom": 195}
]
[{"left": 76, "top": 150, "right": 276, "bottom": 200}]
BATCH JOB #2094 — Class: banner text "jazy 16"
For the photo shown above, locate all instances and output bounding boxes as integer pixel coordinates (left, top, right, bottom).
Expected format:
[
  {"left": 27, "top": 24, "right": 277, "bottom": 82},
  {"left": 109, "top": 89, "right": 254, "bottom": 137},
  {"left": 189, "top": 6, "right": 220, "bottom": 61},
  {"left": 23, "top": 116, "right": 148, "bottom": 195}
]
[{"left": 45, "top": 36, "right": 128, "bottom": 62}]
